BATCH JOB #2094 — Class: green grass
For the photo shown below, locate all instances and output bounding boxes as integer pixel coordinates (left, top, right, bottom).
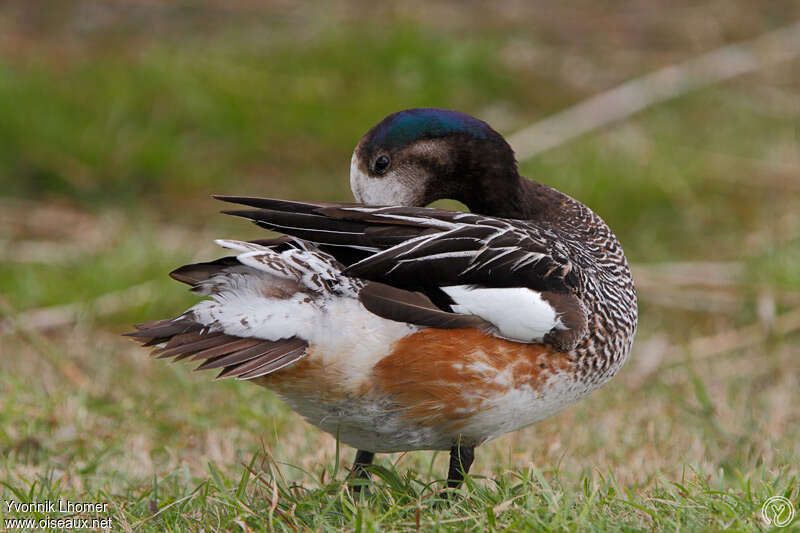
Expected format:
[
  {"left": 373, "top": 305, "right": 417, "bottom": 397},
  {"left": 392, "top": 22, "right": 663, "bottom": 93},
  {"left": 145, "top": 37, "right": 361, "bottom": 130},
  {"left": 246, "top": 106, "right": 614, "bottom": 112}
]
[
  {"left": 4, "top": 454, "right": 796, "bottom": 531},
  {"left": 1, "top": 2, "right": 799, "bottom": 531},
  {"left": 0, "top": 22, "right": 530, "bottom": 208}
]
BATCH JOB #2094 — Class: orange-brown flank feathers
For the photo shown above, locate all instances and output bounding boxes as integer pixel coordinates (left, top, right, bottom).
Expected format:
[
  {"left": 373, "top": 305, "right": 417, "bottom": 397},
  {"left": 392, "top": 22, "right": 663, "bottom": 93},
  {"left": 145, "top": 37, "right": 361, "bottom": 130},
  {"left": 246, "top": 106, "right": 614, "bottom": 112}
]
[{"left": 373, "top": 328, "right": 574, "bottom": 428}]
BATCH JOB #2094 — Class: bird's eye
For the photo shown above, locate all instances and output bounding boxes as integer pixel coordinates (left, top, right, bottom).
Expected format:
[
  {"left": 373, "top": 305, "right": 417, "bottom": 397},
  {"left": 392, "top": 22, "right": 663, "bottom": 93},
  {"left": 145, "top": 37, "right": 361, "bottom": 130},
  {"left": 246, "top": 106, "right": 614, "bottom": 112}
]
[{"left": 373, "top": 155, "right": 390, "bottom": 175}]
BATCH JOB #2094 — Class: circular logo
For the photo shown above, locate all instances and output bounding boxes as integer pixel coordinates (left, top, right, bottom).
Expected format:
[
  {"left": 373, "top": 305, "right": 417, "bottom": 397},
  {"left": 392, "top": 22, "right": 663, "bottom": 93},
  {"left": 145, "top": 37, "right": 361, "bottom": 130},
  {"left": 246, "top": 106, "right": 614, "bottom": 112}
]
[{"left": 762, "top": 496, "right": 795, "bottom": 528}]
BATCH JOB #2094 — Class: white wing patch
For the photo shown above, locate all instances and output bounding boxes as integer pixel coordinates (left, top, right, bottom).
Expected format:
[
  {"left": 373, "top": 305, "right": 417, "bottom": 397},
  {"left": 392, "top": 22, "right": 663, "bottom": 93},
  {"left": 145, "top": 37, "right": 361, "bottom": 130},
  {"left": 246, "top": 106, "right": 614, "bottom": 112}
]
[{"left": 442, "top": 285, "right": 563, "bottom": 343}]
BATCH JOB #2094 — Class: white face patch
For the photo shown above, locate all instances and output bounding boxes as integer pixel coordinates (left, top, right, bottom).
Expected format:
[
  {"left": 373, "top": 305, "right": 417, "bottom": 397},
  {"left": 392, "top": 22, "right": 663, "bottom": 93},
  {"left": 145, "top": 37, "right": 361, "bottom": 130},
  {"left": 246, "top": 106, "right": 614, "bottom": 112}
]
[{"left": 350, "top": 150, "right": 425, "bottom": 206}]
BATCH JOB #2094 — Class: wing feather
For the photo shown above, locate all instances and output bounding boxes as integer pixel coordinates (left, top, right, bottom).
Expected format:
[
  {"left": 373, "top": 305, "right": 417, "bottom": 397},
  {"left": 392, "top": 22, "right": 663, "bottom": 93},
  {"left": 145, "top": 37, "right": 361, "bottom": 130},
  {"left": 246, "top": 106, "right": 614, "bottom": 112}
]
[
  {"left": 358, "top": 282, "right": 491, "bottom": 330},
  {"left": 212, "top": 197, "right": 585, "bottom": 343},
  {"left": 215, "top": 197, "right": 579, "bottom": 293}
]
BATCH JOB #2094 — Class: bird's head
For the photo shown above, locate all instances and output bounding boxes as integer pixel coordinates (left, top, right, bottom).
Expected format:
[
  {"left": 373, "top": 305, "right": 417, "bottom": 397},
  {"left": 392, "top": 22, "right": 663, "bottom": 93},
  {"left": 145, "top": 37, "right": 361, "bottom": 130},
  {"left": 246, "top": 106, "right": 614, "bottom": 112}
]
[{"left": 350, "top": 108, "right": 519, "bottom": 210}]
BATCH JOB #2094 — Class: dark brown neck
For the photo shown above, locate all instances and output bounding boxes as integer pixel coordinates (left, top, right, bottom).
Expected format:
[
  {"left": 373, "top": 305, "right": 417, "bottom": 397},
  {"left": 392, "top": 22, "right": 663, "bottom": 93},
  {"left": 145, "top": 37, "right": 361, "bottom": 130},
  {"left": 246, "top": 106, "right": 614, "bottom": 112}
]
[{"left": 462, "top": 174, "right": 569, "bottom": 222}]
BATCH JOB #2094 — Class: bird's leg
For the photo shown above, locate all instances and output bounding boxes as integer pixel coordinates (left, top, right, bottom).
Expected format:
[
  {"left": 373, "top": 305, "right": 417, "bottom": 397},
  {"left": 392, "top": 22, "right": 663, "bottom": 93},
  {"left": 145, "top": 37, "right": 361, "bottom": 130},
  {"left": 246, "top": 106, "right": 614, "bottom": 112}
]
[
  {"left": 446, "top": 443, "right": 475, "bottom": 490},
  {"left": 351, "top": 449, "right": 375, "bottom": 478},
  {"left": 348, "top": 450, "right": 375, "bottom": 492}
]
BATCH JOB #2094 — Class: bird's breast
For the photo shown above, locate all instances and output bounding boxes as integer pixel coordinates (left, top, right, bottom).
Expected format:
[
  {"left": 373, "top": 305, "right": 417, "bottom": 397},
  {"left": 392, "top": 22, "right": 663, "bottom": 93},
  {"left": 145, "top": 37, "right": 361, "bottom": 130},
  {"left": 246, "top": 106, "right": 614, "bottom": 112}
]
[{"left": 255, "top": 327, "right": 585, "bottom": 450}]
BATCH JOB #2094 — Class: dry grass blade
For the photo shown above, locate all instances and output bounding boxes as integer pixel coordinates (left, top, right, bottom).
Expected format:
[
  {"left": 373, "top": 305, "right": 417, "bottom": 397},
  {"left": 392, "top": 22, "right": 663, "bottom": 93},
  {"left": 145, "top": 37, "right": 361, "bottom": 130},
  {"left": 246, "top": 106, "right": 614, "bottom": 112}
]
[
  {"left": 508, "top": 21, "right": 800, "bottom": 160},
  {"left": 493, "top": 494, "right": 525, "bottom": 514},
  {"left": 632, "top": 306, "right": 800, "bottom": 385},
  {"left": 632, "top": 262, "right": 744, "bottom": 289},
  {"left": 687, "top": 306, "right": 800, "bottom": 361},
  {"left": 131, "top": 484, "right": 207, "bottom": 529},
  {"left": 0, "top": 281, "right": 156, "bottom": 334}
]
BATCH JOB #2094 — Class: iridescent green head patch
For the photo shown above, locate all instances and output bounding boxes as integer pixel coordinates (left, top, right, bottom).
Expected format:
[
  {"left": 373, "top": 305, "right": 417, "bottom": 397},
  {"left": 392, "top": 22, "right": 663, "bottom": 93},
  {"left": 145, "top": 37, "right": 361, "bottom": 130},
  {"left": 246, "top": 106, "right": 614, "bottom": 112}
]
[{"left": 369, "top": 108, "right": 492, "bottom": 148}]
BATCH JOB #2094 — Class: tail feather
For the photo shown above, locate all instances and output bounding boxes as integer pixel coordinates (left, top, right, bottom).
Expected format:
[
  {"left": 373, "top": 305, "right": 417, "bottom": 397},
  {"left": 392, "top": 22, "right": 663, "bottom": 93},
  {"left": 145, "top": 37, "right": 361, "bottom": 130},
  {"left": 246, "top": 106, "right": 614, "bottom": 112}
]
[
  {"left": 125, "top": 318, "right": 198, "bottom": 339},
  {"left": 152, "top": 331, "right": 235, "bottom": 359},
  {"left": 127, "top": 316, "right": 308, "bottom": 380},
  {"left": 169, "top": 257, "right": 240, "bottom": 286},
  {"left": 125, "top": 238, "right": 360, "bottom": 379},
  {"left": 217, "top": 342, "right": 307, "bottom": 379},
  {"left": 194, "top": 338, "right": 305, "bottom": 370}
]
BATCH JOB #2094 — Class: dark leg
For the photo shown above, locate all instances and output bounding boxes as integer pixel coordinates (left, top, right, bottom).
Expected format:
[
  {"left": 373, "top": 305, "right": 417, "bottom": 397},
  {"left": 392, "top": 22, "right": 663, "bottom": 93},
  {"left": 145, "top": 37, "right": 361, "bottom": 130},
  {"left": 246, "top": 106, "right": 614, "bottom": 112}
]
[
  {"left": 348, "top": 450, "right": 375, "bottom": 490},
  {"left": 446, "top": 444, "right": 475, "bottom": 489}
]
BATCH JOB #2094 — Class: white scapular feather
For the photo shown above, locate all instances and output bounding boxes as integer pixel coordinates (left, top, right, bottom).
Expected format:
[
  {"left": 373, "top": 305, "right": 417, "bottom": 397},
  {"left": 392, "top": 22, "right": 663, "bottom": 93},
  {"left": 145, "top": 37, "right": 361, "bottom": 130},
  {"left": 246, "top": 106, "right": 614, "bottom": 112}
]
[{"left": 441, "top": 285, "right": 560, "bottom": 342}]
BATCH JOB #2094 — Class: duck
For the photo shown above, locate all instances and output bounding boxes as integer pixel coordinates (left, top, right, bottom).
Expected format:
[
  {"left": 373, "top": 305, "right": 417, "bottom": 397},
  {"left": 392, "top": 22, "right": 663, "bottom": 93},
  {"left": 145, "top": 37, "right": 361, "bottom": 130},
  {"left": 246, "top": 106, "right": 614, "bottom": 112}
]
[{"left": 128, "top": 108, "right": 638, "bottom": 491}]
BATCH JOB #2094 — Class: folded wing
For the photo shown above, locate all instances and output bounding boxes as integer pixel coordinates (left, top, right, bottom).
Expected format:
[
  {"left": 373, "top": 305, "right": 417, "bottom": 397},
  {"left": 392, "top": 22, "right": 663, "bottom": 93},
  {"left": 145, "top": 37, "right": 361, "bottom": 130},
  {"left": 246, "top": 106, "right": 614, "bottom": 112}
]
[{"left": 217, "top": 197, "right": 588, "bottom": 349}]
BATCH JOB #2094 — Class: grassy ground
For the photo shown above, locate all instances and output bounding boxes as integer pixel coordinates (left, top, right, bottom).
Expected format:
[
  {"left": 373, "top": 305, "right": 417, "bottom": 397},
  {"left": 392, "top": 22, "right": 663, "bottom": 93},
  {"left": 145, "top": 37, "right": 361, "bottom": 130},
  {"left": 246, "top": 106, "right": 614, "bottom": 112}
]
[{"left": 1, "top": 2, "right": 799, "bottom": 531}]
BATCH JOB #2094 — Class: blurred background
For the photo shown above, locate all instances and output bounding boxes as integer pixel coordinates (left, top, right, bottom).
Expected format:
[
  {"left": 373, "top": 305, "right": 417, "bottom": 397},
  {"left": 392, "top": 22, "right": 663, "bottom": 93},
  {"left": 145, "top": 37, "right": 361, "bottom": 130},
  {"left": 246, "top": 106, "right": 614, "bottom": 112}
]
[{"left": 0, "top": 0, "right": 798, "bottom": 523}]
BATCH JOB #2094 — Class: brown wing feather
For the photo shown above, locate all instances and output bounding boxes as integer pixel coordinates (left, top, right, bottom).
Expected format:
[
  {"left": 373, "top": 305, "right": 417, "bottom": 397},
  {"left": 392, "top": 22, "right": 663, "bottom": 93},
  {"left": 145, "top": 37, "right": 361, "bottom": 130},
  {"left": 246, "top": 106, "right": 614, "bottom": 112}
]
[
  {"left": 126, "top": 319, "right": 308, "bottom": 381},
  {"left": 358, "top": 282, "right": 491, "bottom": 331}
]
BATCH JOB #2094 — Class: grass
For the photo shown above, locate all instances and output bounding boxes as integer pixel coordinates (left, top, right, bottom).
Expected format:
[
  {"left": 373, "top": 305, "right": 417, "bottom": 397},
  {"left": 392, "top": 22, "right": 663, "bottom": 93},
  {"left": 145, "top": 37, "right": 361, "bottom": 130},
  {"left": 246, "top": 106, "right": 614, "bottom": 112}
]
[
  {"left": 7, "top": 455, "right": 793, "bottom": 531},
  {"left": 1, "top": 1, "right": 799, "bottom": 531}
]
